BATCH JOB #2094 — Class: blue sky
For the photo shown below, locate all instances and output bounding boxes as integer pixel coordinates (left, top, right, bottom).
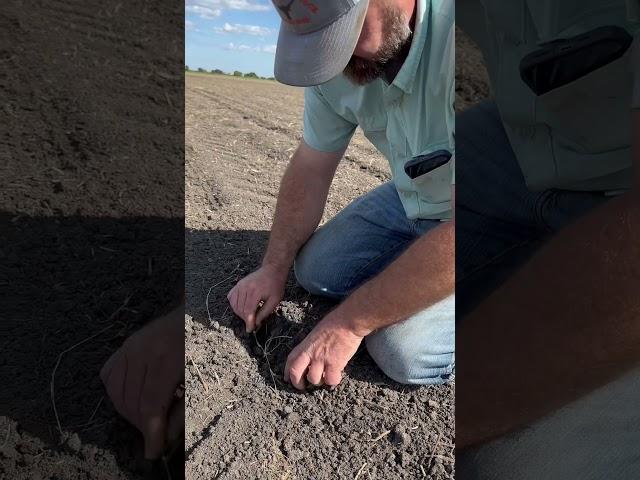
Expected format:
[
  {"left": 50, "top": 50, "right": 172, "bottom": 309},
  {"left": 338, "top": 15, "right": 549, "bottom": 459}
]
[{"left": 185, "top": 0, "right": 281, "bottom": 77}]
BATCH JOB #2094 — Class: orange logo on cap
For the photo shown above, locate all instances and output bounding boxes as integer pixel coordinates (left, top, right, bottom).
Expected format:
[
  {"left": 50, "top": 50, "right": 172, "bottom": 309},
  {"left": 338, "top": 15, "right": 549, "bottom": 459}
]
[
  {"left": 276, "top": 0, "right": 318, "bottom": 25},
  {"left": 301, "top": 0, "right": 319, "bottom": 13}
]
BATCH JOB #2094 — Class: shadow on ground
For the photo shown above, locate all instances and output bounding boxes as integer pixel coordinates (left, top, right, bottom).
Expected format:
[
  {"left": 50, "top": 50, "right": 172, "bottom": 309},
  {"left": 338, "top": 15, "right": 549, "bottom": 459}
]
[
  {"left": 185, "top": 227, "right": 422, "bottom": 394},
  {"left": 1, "top": 213, "right": 183, "bottom": 480}
]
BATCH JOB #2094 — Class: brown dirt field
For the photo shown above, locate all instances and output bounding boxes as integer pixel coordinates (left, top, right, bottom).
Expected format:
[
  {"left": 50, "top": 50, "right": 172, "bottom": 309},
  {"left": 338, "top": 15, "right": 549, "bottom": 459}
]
[
  {"left": 185, "top": 73, "right": 456, "bottom": 479},
  {"left": 1, "top": 1, "right": 183, "bottom": 479},
  {"left": 456, "top": 28, "right": 491, "bottom": 111}
]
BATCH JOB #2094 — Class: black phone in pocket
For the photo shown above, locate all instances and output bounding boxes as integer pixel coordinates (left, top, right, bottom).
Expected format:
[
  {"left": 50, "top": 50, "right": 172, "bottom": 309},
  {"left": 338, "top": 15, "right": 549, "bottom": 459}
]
[
  {"left": 520, "top": 25, "right": 633, "bottom": 96},
  {"left": 404, "top": 150, "right": 452, "bottom": 179}
]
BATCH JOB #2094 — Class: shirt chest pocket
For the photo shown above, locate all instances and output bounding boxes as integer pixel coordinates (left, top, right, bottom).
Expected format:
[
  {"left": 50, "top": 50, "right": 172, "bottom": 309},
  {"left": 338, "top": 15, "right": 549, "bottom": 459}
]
[
  {"left": 533, "top": 46, "right": 633, "bottom": 153},
  {"left": 411, "top": 156, "right": 452, "bottom": 204},
  {"left": 523, "top": 2, "right": 635, "bottom": 152}
]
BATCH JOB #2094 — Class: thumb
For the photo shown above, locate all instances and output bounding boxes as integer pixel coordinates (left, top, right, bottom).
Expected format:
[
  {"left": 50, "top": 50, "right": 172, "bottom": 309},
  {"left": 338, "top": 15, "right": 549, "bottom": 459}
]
[
  {"left": 166, "top": 397, "right": 185, "bottom": 452},
  {"left": 255, "top": 297, "right": 279, "bottom": 330},
  {"left": 142, "top": 414, "right": 167, "bottom": 459}
]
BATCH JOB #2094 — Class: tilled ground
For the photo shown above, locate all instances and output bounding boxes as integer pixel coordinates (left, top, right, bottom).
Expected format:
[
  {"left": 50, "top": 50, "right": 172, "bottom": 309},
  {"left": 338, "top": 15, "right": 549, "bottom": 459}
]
[
  {"left": 185, "top": 74, "right": 456, "bottom": 479},
  {"left": 1, "top": 1, "right": 183, "bottom": 479}
]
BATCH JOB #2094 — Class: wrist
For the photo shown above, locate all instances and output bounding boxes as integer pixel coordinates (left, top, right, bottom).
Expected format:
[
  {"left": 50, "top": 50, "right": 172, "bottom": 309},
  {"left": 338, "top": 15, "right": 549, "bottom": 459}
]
[
  {"left": 260, "top": 260, "right": 290, "bottom": 281},
  {"left": 327, "top": 304, "right": 373, "bottom": 338}
]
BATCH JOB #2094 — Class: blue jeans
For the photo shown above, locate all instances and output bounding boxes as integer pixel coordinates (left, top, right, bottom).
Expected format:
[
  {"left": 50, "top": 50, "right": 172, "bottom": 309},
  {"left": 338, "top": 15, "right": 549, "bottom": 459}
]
[
  {"left": 456, "top": 101, "right": 640, "bottom": 478},
  {"left": 293, "top": 182, "right": 455, "bottom": 385}
]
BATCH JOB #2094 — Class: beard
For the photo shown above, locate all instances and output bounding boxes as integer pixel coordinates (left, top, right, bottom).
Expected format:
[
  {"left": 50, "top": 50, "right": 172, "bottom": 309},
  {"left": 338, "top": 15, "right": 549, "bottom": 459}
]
[{"left": 343, "top": 1, "right": 412, "bottom": 85}]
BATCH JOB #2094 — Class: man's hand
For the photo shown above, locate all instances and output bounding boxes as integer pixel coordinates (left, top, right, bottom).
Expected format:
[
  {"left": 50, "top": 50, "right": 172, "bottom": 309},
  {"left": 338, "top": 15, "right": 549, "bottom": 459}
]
[
  {"left": 284, "top": 312, "right": 364, "bottom": 390},
  {"left": 227, "top": 264, "right": 287, "bottom": 332},
  {"left": 100, "top": 304, "right": 184, "bottom": 459}
]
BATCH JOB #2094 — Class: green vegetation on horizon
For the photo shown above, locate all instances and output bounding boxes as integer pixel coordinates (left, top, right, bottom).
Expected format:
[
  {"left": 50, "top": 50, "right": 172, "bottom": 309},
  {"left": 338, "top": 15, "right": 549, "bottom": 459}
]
[{"left": 185, "top": 66, "right": 275, "bottom": 81}]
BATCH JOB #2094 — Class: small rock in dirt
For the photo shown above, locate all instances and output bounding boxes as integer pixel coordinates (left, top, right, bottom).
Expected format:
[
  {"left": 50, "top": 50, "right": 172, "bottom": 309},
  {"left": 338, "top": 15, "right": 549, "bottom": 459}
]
[
  {"left": 429, "top": 411, "right": 438, "bottom": 421},
  {"left": 16, "top": 441, "right": 39, "bottom": 455},
  {"left": 309, "top": 416, "right": 323, "bottom": 429},
  {"left": 286, "top": 412, "right": 301, "bottom": 423},
  {"left": 80, "top": 444, "right": 97, "bottom": 461},
  {"left": 283, "top": 405, "right": 293, "bottom": 415},
  {"left": 391, "top": 426, "right": 411, "bottom": 446},
  {"left": 66, "top": 433, "right": 82, "bottom": 453},
  {"left": 432, "top": 461, "right": 446, "bottom": 476},
  {"left": 20, "top": 453, "right": 37, "bottom": 466},
  {"left": 428, "top": 399, "right": 440, "bottom": 409},
  {"left": 0, "top": 445, "right": 19, "bottom": 459},
  {"left": 386, "top": 391, "right": 399, "bottom": 402}
]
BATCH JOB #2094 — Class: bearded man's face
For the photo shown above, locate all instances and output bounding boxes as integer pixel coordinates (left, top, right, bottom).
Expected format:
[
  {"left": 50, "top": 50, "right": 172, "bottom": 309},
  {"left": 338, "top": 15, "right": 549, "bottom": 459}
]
[{"left": 343, "top": 0, "right": 412, "bottom": 85}]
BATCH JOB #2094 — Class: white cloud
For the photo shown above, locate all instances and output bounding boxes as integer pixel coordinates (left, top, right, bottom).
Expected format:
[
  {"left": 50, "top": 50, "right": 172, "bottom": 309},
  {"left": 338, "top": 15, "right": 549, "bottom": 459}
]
[
  {"left": 186, "top": 20, "right": 197, "bottom": 31},
  {"left": 186, "top": 5, "right": 221, "bottom": 19},
  {"left": 214, "top": 22, "right": 273, "bottom": 36},
  {"left": 225, "top": 42, "right": 256, "bottom": 52},
  {"left": 186, "top": 0, "right": 269, "bottom": 20},
  {"left": 224, "top": 42, "right": 277, "bottom": 54}
]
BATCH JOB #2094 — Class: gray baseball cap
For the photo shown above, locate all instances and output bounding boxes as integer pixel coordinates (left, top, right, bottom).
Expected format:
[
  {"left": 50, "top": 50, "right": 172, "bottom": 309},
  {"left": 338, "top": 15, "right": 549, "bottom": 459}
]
[{"left": 271, "top": 0, "right": 370, "bottom": 86}]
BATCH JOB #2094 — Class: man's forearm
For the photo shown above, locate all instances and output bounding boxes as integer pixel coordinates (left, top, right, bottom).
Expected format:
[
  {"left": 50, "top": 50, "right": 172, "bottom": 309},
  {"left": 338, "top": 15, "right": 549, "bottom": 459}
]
[
  {"left": 262, "top": 143, "right": 341, "bottom": 274},
  {"left": 457, "top": 189, "right": 640, "bottom": 449},
  {"left": 337, "top": 221, "right": 455, "bottom": 337}
]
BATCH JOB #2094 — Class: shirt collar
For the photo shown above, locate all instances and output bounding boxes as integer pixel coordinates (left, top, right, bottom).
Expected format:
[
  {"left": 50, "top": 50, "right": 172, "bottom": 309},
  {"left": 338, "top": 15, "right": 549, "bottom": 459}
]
[{"left": 390, "top": 0, "right": 429, "bottom": 94}]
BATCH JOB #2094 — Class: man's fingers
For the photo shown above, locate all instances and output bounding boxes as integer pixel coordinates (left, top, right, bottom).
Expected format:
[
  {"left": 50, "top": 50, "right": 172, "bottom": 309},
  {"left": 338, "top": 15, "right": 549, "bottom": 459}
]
[
  {"left": 323, "top": 365, "right": 342, "bottom": 387},
  {"left": 122, "top": 354, "right": 149, "bottom": 426},
  {"left": 166, "top": 397, "right": 185, "bottom": 450},
  {"left": 104, "top": 352, "right": 128, "bottom": 415},
  {"left": 229, "top": 288, "right": 240, "bottom": 316},
  {"left": 142, "top": 415, "right": 167, "bottom": 459},
  {"left": 255, "top": 296, "right": 279, "bottom": 330},
  {"left": 306, "top": 361, "right": 324, "bottom": 386},
  {"left": 140, "top": 363, "right": 179, "bottom": 422},
  {"left": 287, "top": 351, "right": 311, "bottom": 391},
  {"left": 243, "top": 290, "right": 262, "bottom": 333}
]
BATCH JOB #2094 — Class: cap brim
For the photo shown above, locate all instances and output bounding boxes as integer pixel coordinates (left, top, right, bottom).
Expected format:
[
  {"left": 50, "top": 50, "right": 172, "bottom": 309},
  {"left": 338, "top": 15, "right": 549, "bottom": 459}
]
[{"left": 274, "top": 0, "right": 369, "bottom": 87}]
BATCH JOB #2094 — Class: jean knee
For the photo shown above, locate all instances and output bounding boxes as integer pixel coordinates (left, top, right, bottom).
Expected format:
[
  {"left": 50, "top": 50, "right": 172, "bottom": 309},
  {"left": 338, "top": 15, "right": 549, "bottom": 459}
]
[
  {"left": 293, "top": 246, "right": 347, "bottom": 299},
  {"left": 365, "top": 305, "right": 455, "bottom": 385},
  {"left": 366, "top": 332, "right": 454, "bottom": 385}
]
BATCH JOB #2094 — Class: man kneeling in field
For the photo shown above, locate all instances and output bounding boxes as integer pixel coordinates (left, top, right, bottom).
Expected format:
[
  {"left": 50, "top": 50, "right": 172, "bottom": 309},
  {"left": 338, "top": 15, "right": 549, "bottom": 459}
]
[{"left": 228, "top": 0, "right": 455, "bottom": 390}]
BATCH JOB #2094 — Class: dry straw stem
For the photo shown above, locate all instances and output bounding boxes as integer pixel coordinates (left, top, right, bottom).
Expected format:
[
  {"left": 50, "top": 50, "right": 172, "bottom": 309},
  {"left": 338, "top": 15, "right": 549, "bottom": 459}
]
[
  {"left": 50, "top": 295, "right": 131, "bottom": 438},
  {"left": 354, "top": 462, "right": 367, "bottom": 480},
  {"left": 188, "top": 354, "right": 209, "bottom": 393},
  {"left": 253, "top": 331, "right": 280, "bottom": 398},
  {"left": 370, "top": 430, "right": 391, "bottom": 443},
  {"left": 1, "top": 421, "right": 10, "bottom": 448},
  {"left": 427, "top": 429, "right": 444, "bottom": 473}
]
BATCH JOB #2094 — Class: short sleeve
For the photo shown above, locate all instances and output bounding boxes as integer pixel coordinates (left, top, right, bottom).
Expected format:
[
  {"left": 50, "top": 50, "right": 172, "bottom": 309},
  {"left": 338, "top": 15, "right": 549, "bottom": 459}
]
[{"left": 303, "top": 86, "right": 357, "bottom": 153}]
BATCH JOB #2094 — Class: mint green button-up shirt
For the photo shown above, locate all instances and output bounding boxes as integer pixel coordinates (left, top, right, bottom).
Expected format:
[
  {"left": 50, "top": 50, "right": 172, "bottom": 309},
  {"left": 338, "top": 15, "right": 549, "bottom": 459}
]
[
  {"left": 302, "top": 0, "right": 455, "bottom": 220},
  {"left": 459, "top": 0, "right": 640, "bottom": 192}
]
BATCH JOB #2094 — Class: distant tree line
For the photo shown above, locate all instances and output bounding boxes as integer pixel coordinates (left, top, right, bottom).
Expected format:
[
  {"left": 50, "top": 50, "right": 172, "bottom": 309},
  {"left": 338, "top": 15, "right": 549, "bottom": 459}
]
[{"left": 185, "top": 65, "right": 275, "bottom": 81}]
